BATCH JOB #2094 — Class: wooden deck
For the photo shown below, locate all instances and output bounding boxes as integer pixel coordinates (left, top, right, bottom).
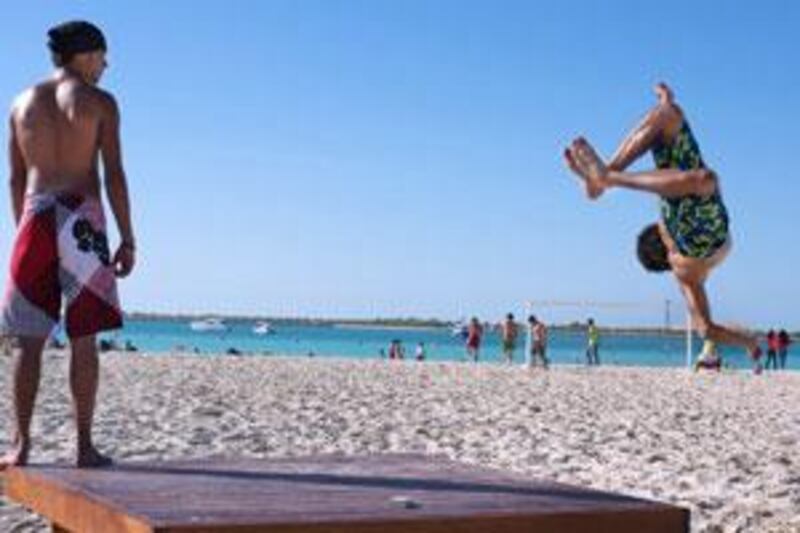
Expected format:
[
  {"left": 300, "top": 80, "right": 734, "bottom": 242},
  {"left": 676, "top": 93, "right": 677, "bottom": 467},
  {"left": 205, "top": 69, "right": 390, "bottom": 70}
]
[{"left": 2, "top": 453, "right": 689, "bottom": 532}]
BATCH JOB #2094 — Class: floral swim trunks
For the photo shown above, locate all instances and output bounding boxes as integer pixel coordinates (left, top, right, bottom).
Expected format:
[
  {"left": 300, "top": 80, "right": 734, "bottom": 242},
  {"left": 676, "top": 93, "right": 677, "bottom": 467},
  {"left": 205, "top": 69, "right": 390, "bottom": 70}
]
[{"left": 0, "top": 193, "right": 122, "bottom": 339}]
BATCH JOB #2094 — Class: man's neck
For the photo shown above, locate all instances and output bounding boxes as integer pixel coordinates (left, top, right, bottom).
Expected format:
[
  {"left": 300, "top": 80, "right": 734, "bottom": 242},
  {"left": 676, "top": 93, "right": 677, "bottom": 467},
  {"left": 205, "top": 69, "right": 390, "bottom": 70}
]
[{"left": 54, "top": 67, "right": 88, "bottom": 85}]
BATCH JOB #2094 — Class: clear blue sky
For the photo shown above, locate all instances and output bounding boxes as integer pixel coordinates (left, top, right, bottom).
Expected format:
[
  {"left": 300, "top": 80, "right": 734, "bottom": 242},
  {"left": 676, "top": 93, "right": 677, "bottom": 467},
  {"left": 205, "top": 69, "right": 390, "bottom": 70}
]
[{"left": 1, "top": 1, "right": 798, "bottom": 327}]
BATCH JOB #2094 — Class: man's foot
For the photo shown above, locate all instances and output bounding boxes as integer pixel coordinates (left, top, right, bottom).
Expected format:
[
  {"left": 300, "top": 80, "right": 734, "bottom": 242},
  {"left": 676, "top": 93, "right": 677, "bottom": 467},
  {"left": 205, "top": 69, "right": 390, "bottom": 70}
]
[
  {"left": 0, "top": 440, "right": 29, "bottom": 471},
  {"left": 655, "top": 82, "right": 675, "bottom": 105},
  {"left": 77, "top": 446, "right": 113, "bottom": 469},
  {"left": 564, "top": 137, "right": 608, "bottom": 199}
]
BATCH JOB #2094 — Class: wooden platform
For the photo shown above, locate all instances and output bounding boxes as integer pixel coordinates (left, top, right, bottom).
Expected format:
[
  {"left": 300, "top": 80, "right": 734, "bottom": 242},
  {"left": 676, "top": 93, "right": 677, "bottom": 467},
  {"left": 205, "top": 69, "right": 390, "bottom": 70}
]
[{"left": 2, "top": 453, "right": 689, "bottom": 532}]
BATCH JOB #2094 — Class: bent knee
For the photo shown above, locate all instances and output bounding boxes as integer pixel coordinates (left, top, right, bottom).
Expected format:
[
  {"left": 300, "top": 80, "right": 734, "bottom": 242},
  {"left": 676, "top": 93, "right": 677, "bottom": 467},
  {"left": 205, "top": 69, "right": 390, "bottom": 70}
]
[{"left": 688, "top": 169, "right": 717, "bottom": 196}]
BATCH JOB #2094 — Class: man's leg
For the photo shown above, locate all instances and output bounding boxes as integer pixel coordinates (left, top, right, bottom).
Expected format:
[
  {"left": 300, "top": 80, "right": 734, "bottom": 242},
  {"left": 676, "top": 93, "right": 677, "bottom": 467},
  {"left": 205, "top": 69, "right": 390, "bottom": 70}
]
[
  {"left": 69, "top": 335, "right": 112, "bottom": 468},
  {"left": 0, "top": 336, "right": 46, "bottom": 469},
  {"left": 566, "top": 138, "right": 717, "bottom": 200},
  {"left": 678, "top": 280, "right": 759, "bottom": 355}
]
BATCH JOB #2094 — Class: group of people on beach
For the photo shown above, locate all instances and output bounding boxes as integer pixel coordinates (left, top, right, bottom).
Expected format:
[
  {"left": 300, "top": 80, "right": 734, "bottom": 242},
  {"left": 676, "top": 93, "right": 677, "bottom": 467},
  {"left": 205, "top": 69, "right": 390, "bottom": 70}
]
[
  {"left": 469, "top": 314, "right": 550, "bottom": 367},
  {"left": 0, "top": 20, "right": 790, "bottom": 472},
  {"left": 383, "top": 339, "right": 427, "bottom": 362},
  {"left": 764, "top": 329, "right": 791, "bottom": 370},
  {"left": 695, "top": 330, "right": 792, "bottom": 373},
  {"left": 462, "top": 314, "right": 598, "bottom": 368}
]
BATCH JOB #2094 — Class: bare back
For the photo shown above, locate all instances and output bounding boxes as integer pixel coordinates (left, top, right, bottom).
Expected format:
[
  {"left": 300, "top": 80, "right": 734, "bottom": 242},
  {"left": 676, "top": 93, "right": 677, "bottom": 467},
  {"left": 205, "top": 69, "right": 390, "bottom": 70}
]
[{"left": 11, "top": 77, "right": 110, "bottom": 197}]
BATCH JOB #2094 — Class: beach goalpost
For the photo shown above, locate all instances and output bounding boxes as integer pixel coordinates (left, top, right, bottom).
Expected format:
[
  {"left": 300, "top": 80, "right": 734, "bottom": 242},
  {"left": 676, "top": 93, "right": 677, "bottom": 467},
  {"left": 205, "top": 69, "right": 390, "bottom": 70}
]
[{"left": 521, "top": 300, "right": 694, "bottom": 368}]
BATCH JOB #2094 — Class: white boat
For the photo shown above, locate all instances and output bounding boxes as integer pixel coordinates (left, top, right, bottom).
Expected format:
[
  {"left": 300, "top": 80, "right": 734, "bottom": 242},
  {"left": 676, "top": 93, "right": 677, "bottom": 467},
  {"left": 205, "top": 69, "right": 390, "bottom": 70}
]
[
  {"left": 189, "top": 318, "right": 228, "bottom": 332},
  {"left": 252, "top": 321, "right": 275, "bottom": 335},
  {"left": 451, "top": 323, "right": 468, "bottom": 339}
]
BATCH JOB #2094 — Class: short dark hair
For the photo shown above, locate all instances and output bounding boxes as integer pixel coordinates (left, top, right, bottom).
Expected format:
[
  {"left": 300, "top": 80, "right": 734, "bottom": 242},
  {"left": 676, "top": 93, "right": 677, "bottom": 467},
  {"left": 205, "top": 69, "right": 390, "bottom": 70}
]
[
  {"left": 506, "top": 313, "right": 514, "bottom": 320},
  {"left": 528, "top": 315, "right": 537, "bottom": 324},
  {"left": 47, "top": 20, "right": 106, "bottom": 67},
  {"left": 636, "top": 224, "right": 671, "bottom": 272},
  {"left": 51, "top": 51, "right": 72, "bottom": 67}
]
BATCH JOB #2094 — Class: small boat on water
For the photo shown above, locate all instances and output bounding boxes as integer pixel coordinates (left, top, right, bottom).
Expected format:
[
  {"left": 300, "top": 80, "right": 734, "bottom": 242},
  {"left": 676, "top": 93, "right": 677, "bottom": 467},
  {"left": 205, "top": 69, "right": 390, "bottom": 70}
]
[
  {"left": 451, "top": 322, "right": 468, "bottom": 339},
  {"left": 252, "top": 321, "right": 275, "bottom": 335},
  {"left": 189, "top": 318, "right": 228, "bottom": 332}
]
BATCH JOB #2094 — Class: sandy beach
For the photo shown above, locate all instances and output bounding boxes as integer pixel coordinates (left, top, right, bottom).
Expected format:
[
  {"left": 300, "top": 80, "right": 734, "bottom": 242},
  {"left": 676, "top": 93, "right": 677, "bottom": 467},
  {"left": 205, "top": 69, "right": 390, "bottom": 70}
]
[{"left": 1, "top": 352, "right": 798, "bottom": 532}]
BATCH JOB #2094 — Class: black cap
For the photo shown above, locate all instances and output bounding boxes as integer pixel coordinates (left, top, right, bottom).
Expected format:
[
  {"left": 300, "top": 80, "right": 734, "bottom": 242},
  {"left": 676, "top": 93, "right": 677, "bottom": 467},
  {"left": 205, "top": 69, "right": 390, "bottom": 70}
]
[{"left": 47, "top": 20, "right": 107, "bottom": 57}]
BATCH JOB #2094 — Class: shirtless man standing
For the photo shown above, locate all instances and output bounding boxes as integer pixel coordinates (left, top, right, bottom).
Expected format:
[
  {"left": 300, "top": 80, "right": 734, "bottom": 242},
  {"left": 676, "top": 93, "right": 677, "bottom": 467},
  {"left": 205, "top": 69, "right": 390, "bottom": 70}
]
[
  {"left": 500, "top": 313, "right": 518, "bottom": 364},
  {"left": 0, "top": 21, "right": 135, "bottom": 469},
  {"left": 528, "top": 315, "right": 548, "bottom": 368},
  {"left": 564, "top": 83, "right": 761, "bottom": 368}
]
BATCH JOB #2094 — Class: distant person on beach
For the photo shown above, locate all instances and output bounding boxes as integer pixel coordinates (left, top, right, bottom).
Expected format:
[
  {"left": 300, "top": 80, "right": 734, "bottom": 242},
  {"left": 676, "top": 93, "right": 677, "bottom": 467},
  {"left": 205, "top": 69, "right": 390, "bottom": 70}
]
[
  {"left": 765, "top": 330, "right": 778, "bottom": 370},
  {"left": 694, "top": 339, "right": 722, "bottom": 372},
  {"left": 466, "top": 317, "right": 483, "bottom": 362},
  {"left": 586, "top": 318, "right": 600, "bottom": 366},
  {"left": 777, "top": 330, "right": 790, "bottom": 369},
  {"left": 500, "top": 313, "right": 518, "bottom": 364},
  {"left": 415, "top": 342, "right": 426, "bottom": 362},
  {"left": 564, "top": 82, "right": 762, "bottom": 373},
  {"left": 528, "top": 315, "right": 548, "bottom": 368},
  {"left": 388, "top": 339, "right": 404, "bottom": 361},
  {"left": 0, "top": 21, "right": 135, "bottom": 470}
]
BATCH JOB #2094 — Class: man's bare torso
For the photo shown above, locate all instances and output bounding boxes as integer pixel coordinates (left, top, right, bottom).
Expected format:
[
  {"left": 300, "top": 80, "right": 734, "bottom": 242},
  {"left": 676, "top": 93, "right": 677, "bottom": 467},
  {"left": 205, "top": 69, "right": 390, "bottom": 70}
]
[
  {"left": 502, "top": 321, "right": 517, "bottom": 343},
  {"left": 11, "top": 76, "right": 110, "bottom": 197}
]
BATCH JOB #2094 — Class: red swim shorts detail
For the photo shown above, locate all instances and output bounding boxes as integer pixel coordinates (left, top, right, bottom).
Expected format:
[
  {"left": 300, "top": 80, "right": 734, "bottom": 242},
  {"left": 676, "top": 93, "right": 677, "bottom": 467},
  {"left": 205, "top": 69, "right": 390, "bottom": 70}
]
[{"left": 0, "top": 193, "right": 122, "bottom": 339}]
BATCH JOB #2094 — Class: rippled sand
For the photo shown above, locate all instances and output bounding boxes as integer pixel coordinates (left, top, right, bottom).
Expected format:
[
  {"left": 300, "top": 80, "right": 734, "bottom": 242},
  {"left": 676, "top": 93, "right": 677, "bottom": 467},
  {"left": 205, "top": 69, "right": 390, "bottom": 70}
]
[{"left": 1, "top": 352, "right": 799, "bottom": 532}]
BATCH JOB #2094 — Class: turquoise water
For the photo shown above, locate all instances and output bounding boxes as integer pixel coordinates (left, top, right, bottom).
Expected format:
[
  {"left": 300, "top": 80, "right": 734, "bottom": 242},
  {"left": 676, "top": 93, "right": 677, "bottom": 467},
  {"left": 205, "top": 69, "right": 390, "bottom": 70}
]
[{"left": 93, "top": 319, "right": 795, "bottom": 370}]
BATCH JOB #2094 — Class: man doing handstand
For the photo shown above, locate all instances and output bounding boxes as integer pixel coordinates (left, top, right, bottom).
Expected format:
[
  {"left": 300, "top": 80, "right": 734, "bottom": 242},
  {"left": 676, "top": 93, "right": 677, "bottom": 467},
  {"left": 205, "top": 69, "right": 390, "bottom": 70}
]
[{"left": 565, "top": 83, "right": 761, "bottom": 368}]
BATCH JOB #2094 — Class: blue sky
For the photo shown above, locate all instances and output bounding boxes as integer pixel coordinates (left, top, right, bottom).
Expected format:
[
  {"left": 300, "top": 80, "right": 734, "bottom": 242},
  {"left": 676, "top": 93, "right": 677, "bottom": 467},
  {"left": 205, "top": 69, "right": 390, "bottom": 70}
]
[{"left": 1, "top": 1, "right": 798, "bottom": 327}]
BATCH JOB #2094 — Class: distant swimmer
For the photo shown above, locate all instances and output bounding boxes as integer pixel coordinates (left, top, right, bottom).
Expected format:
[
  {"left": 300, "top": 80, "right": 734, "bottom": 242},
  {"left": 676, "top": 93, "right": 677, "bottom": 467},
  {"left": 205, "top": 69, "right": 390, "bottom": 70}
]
[
  {"left": 1, "top": 21, "right": 136, "bottom": 470},
  {"left": 565, "top": 83, "right": 762, "bottom": 371}
]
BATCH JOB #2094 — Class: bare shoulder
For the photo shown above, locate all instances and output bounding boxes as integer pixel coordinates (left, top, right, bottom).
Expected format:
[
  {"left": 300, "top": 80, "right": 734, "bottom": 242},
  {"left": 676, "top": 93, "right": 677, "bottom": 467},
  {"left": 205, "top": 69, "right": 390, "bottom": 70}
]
[
  {"left": 90, "top": 87, "right": 119, "bottom": 118},
  {"left": 58, "top": 83, "right": 117, "bottom": 120},
  {"left": 10, "top": 85, "right": 42, "bottom": 118}
]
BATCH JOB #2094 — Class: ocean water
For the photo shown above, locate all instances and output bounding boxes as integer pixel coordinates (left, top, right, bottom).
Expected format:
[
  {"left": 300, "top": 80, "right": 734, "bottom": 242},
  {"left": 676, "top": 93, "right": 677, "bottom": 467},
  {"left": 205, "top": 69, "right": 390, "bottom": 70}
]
[{"left": 91, "top": 319, "right": 796, "bottom": 370}]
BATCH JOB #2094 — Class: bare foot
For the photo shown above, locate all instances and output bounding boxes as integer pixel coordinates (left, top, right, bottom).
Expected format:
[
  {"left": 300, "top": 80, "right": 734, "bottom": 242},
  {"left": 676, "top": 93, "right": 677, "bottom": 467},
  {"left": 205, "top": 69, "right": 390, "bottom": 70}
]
[
  {"left": 77, "top": 446, "right": 113, "bottom": 469},
  {"left": 564, "top": 147, "right": 602, "bottom": 199},
  {"left": 564, "top": 137, "right": 607, "bottom": 199},
  {"left": 655, "top": 82, "right": 675, "bottom": 105},
  {"left": 0, "top": 440, "right": 29, "bottom": 471}
]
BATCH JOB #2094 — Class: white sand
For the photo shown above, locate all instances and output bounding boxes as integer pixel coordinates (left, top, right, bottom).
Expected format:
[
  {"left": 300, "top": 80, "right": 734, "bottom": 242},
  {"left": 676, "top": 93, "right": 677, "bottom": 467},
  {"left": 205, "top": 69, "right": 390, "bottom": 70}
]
[{"left": 1, "top": 352, "right": 799, "bottom": 532}]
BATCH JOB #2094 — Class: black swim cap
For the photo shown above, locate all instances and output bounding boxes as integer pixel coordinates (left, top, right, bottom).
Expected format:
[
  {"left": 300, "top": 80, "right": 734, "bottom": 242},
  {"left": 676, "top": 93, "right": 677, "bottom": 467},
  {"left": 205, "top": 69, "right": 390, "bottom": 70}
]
[{"left": 47, "top": 20, "right": 107, "bottom": 58}]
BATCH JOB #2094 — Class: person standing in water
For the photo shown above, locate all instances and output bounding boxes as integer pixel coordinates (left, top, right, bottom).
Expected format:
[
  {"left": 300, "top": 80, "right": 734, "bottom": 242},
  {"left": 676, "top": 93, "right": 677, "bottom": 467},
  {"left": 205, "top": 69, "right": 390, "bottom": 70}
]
[
  {"left": 528, "top": 315, "right": 548, "bottom": 369},
  {"left": 465, "top": 317, "right": 483, "bottom": 362},
  {"left": 586, "top": 318, "right": 600, "bottom": 366},
  {"left": 777, "top": 329, "right": 791, "bottom": 370},
  {"left": 500, "top": 313, "right": 518, "bottom": 364}
]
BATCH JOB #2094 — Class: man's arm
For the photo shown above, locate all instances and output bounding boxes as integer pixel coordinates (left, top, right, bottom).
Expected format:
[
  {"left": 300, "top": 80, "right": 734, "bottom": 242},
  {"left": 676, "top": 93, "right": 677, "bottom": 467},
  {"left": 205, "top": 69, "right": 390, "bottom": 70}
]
[
  {"left": 606, "top": 104, "right": 679, "bottom": 172},
  {"left": 8, "top": 113, "right": 27, "bottom": 225},
  {"left": 98, "top": 92, "right": 136, "bottom": 276}
]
